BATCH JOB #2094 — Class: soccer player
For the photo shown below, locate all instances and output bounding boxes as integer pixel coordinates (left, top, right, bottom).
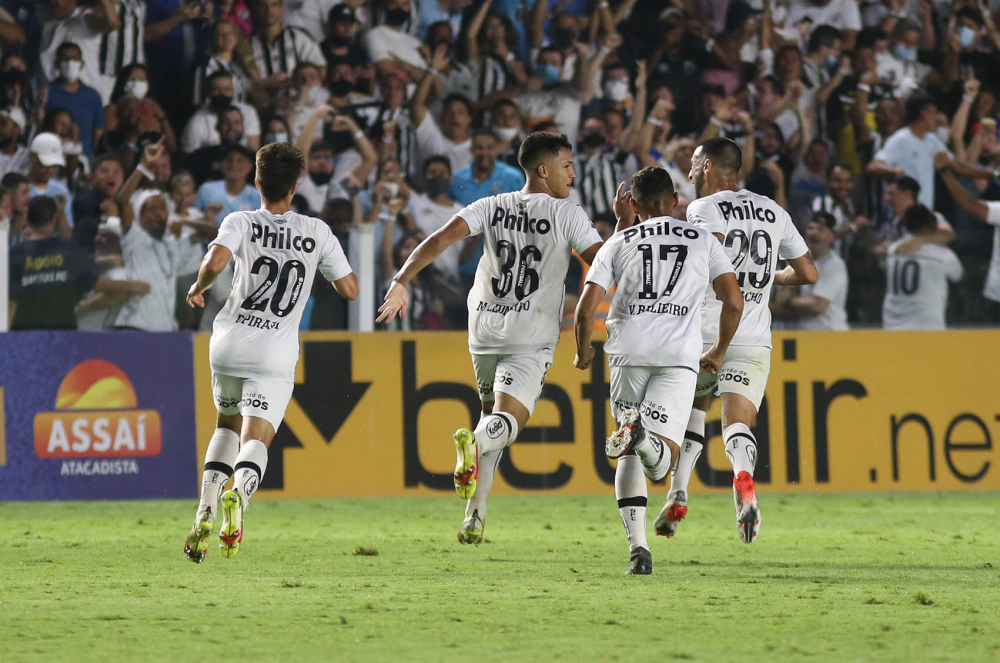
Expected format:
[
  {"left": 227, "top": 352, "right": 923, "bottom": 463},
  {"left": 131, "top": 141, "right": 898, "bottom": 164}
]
[
  {"left": 574, "top": 167, "right": 744, "bottom": 575},
  {"left": 377, "top": 132, "right": 605, "bottom": 546},
  {"left": 657, "top": 137, "right": 817, "bottom": 544},
  {"left": 183, "top": 142, "right": 359, "bottom": 562}
]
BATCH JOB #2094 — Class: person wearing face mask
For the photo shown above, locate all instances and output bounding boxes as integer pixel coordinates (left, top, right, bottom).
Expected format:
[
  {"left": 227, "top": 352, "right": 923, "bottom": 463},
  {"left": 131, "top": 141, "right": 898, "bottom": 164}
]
[
  {"left": 409, "top": 156, "right": 465, "bottom": 284},
  {"left": 194, "top": 19, "right": 256, "bottom": 106},
  {"left": 262, "top": 116, "right": 291, "bottom": 145},
  {"left": 491, "top": 99, "right": 523, "bottom": 168},
  {"left": 574, "top": 115, "right": 638, "bottom": 219},
  {"left": 533, "top": 11, "right": 582, "bottom": 84},
  {"left": 105, "top": 64, "right": 177, "bottom": 155},
  {"left": 464, "top": 3, "right": 528, "bottom": 100},
  {"left": 0, "top": 111, "right": 28, "bottom": 179},
  {"left": 295, "top": 104, "right": 378, "bottom": 214},
  {"left": 879, "top": 18, "right": 928, "bottom": 98},
  {"left": 786, "top": 0, "right": 861, "bottom": 50},
  {"left": 287, "top": 62, "right": 332, "bottom": 140},
  {"left": 40, "top": 0, "right": 122, "bottom": 102},
  {"left": 46, "top": 42, "right": 105, "bottom": 159},
  {"left": 181, "top": 70, "right": 262, "bottom": 154},
  {"left": 321, "top": 5, "right": 368, "bottom": 65},
  {"left": 250, "top": 0, "right": 328, "bottom": 90},
  {"left": 186, "top": 107, "right": 249, "bottom": 186},
  {"left": 506, "top": 47, "right": 585, "bottom": 146},
  {"left": 365, "top": 0, "right": 426, "bottom": 76},
  {"left": 94, "top": 0, "right": 147, "bottom": 104}
]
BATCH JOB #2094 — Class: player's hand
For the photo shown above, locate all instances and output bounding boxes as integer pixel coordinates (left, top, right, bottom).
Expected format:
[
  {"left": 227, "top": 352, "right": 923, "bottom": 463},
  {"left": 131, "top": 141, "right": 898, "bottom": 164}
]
[
  {"left": 573, "top": 346, "right": 595, "bottom": 370},
  {"left": 377, "top": 279, "right": 410, "bottom": 323},
  {"left": 186, "top": 282, "right": 206, "bottom": 308},
  {"left": 700, "top": 349, "right": 724, "bottom": 374},
  {"left": 129, "top": 281, "right": 151, "bottom": 296},
  {"left": 612, "top": 181, "right": 635, "bottom": 228}
]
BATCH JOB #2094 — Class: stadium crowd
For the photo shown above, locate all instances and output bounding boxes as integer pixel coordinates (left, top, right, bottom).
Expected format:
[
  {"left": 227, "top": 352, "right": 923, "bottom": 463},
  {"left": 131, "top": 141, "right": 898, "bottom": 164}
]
[{"left": 5, "top": 0, "right": 1000, "bottom": 332}]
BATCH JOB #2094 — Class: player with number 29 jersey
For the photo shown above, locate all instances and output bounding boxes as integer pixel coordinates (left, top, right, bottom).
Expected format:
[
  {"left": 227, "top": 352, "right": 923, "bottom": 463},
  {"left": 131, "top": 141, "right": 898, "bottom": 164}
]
[
  {"left": 209, "top": 209, "right": 353, "bottom": 381},
  {"left": 460, "top": 192, "right": 602, "bottom": 355}
]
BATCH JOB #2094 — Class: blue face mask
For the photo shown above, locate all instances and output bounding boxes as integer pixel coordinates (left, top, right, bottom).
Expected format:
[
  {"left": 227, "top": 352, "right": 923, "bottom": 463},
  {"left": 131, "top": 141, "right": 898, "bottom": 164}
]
[
  {"left": 892, "top": 44, "right": 916, "bottom": 61},
  {"left": 959, "top": 26, "right": 977, "bottom": 48},
  {"left": 539, "top": 64, "right": 562, "bottom": 86},
  {"left": 823, "top": 54, "right": 838, "bottom": 71}
]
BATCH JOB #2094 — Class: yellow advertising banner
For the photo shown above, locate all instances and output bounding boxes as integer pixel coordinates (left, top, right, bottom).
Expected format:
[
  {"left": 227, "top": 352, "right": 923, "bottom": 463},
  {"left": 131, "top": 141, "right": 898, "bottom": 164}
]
[{"left": 193, "top": 330, "right": 1000, "bottom": 497}]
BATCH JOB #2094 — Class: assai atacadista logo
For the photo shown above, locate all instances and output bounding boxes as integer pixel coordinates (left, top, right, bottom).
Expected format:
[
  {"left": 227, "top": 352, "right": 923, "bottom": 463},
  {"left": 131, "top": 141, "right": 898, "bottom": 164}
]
[{"left": 33, "top": 360, "right": 162, "bottom": 475}]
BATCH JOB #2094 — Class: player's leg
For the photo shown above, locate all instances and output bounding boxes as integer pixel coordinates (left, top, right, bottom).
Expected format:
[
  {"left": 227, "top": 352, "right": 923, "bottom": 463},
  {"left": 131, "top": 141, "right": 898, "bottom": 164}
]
[
  {"left": 459, "top": 401, "right": 497, "bottom": 545},
  {"left": 218, "top": 379, "right": 294, "bottom": 558},
  {"left": 717, "top": 347, "right": 770, "bottom": 544},
  {"left": 185, "top": 374, "right": 243, "bottom": 563}
]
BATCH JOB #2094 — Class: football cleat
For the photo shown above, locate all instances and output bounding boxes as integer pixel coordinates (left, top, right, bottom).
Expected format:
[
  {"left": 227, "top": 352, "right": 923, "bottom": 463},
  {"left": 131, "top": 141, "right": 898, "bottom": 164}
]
[
  {"left": 458, "top": 510, "right": 485, "bottom": 546},
  {"left": 453, "top": 428, "right": 479, "bottom": 499},
  {"left": 218, "top": 490, "right": 244, "bottom": 558},
  {"left": 733, "top": 471, "right": 761, "bottom": 544},
  {"left": 184, "top": 507, "right": 214, "bottom": 563},
  {"left": 606, "top": 408, "right": 645, "bottom": 459},
  {"left": 653, "top": 492, "right": 688, "bottom": 538},
  {"left": 625, "top": 547, "right": 652, "bottom": 576}
]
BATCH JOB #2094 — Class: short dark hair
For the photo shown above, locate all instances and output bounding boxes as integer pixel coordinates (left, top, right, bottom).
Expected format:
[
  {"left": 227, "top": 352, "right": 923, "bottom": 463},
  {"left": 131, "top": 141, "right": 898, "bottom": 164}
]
[
  {"left": 893, "top": 176, "right": 920, "bottom": 198},
  {"left": 893, "top": 17, "right": 922, "bottom": 37},
  {"left": 760, "top": 75, "right": 785, "bottom": 98},
  {"left": 826, "top": 160, "right": 853, "bottom": 179},
  {"left": 2, "top": 172, "right": 27, "bottom": 189},
  {"left": 56, "top": 42, "right": 81, "bottom": 59},
  {"left": 207, "top": 69, "right": 235, "bottom": 85},
  {"left": 256, "top": 142, "right": 304, "bottom": 202},
  {"left": 807, "top": 25, "right": 842, "bottom": 53},
  {"left": 903, "top": 203, "right": 937, "bottom": 234},
  {"left": 492, "top": 98, "right": 518, "bottom": 114},
  {"left": 630, "top": 167, "right": 675, "bottom": 212},
  {"left": 517, "top": 131, "right": 572, "bottom": 172},
  {"left": 422, "top": 155, "right": 451, "bottom": 175},
  {"left": 904, "top": 92, "right": 935, "bottom": 125},
  {"left": 811, "top": 211, "right": 837, "bottom": 231},
  {"left": 957, "top": 6, "right": 984, "bottom": 26},
  {"left": 27, "top": 195, "right": 57, "bottom": 227},
  {"left": 700, "top": 137, "right": 742, "bottom": 177},
  {"left": 442, "top": 94, "right": 474, "bottom": 117},
  {"left": 472, "top": 126, "right": 497, "bottom": 142}
]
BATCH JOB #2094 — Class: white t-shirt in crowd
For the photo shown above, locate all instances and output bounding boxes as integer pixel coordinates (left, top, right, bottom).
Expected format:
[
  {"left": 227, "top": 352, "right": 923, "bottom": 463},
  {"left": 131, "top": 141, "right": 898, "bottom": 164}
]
[
  {"left": 874, "top": 127, "right": 951, "bottom": 209},
  {"left": 688, "top": 188, "right": 809, "bottom": 348},
  {"left": 513, "top": 90, "right": 583, "bottom": 146},
  {"left": 40, "top": 9, "right": 104, "bottom": 100},
  {"left": 209, "top": 208, "right": 353, "bottom": 380},
  {"left": 586, "top": 215, "right": 735, "bottom": 372},
  {"left": 77, "top": 265, "right": 127, "bottom": 331},
  {"left": 180, "top": 102, "right": 262, "bottom": 153},
  {"left": 794, "top": 249, "right": 848, "bottom": 331},
  {"left": 363, "top": 25, "right": 424, "bottom": 68},
  {"left": 415, "top": 115, "right": 472, "bottom": 176},
  {"left": 295, "top": 149, "right": 362, "bottom": 214},
  {"left": 882, "top": 238, "right": 963, "bottom": 330},
  {"left": 110, "top": 218, "right": 180, "bottom": 332},
  {"left": 787, "top": 0, "right": 861, "bottom": 34},
  {"left": 0, "top": 146, "right": 29, "bottom": 180},
  {"left": 410, "top": 191, "right": 464, "bottom": 281},
  {"left": 168, "top": 206, "right": 208, "bottom": 276},
  {"left": 459, "top": 191, "right": 602, "bottom": 354},
  {"left": 983, "top": 202, "right": 1000, "bottom": 302}
]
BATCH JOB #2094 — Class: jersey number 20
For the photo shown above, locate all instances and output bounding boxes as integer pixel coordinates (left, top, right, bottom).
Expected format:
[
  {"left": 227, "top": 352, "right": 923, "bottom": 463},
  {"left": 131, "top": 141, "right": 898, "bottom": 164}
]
[{"left": 240, "top": 256, "right": 307, "bottom": 317}]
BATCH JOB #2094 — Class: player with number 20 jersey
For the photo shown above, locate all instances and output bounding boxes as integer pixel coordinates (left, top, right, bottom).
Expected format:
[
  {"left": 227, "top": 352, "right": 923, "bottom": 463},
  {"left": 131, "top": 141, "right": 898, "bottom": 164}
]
[{"left": 183, "top": 143, "right": 358, "bottom": 564}]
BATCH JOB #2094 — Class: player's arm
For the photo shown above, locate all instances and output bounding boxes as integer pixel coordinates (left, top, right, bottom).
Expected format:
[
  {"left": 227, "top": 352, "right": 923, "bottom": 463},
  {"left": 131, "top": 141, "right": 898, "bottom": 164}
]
[
  {"left": 578, "top": 241, "right": 604, "bottom": 265},
  {"left": 377, "top": 215, "right": 471, "bottom": 323},
  {"left": 573, "top": 282, "right": 606, "bottom": 370},
  {"left": 701, "top": 272, "right": 743, "bottom": 374},
  {"left": 938, "top": 163, "right": 990, "bottom": 221},
  {"left": 788, "top": 293, "right": 829, "bottom": 316},
  {"left": 773, "top": 253, "right": 818, "bottom": 286},
  {"left": 186, "top": 245, "right": 233, "bottom": 309},
  {"left": 331, "top": 273, "right": 359, "bottom": 301}
]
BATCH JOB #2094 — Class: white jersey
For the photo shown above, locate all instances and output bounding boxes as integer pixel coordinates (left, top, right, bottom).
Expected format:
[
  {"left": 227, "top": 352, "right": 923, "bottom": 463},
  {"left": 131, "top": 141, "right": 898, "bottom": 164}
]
[
  {"left": 882, "top": 238, "right": 962, "bottom": 330},
  {"left": 586, "top": 216, "right": 735, "bottom": 372},
  {"left": 460, "top": 192, "right": 602, "bottom": 354},
  {"left": 688, "top": 189, "right": 809, "bottom": 348},
  {"left": 209, "top": 209, "right": 353, "bottom": 380}
]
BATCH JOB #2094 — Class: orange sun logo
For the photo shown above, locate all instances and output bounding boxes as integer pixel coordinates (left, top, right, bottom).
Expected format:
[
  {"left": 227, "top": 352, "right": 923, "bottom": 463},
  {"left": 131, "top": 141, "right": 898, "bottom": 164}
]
[{"left": 55, "top": 359, "right": 138, "bottom": 410}]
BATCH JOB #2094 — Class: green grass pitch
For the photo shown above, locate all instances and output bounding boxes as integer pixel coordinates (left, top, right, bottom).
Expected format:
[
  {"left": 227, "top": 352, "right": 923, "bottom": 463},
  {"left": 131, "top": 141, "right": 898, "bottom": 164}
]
[{"left": 2, "top": 493, "right": 999, "bottom": 662}]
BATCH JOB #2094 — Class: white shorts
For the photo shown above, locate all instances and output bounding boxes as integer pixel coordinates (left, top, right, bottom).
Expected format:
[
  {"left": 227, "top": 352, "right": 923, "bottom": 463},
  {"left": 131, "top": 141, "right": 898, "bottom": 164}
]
[
  {"left": 610, "top": 365, "right": 697, "bottom": 444},
  {"left": 212, "top": 372, "right": 294, "bottom": 432},
  {"left": 695, "top": 344, "right": 770, "bottom": 410},
  {"left": 471, "top": 350, "right": 553, "bottom": 415}
]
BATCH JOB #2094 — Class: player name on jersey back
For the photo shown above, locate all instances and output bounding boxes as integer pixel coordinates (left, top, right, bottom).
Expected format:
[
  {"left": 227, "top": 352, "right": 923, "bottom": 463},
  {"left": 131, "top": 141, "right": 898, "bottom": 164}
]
[
  {"left": 207, "top": 209, "right": 353, "bottom": 380},
  {"left": 687, "top": 189, "right": 808, "bottom": 349},
  {"left": 587, "top": 216, "right": 734, "bottom": 371},
  {"left": 460, "top": 191, "right": 602, "bottom": 354}
]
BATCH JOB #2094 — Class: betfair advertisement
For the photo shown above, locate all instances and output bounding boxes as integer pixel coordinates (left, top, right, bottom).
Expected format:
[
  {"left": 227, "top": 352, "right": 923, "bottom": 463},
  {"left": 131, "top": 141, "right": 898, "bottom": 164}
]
[{"left": 192, "top": 330, "right": 1000, "bottom": 498}]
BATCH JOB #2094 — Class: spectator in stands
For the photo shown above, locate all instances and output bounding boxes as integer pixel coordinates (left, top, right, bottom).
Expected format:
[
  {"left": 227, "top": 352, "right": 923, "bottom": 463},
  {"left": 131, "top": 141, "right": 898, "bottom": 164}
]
[
  {"left": 263, "top": 115, "right": 291, "bottom": 145},
  {"left": 186, "top": 106, "right": 249, "bottom": 185},
  {"left": 195, "top": 143, "right": 261, "bottom": 226},
  {"left": 40, "top": 0, "right": 121, "bottom": 100},
  {"left": 250, "top": 0, "right": 327, "bottom": 100},
  {"left": 2, "top": 171, "right": 29, "bottom": 241},
  {"left": 71, "top": 154, "right": 124, "bottom": 251},
  {"left": 812, "top": 162, "right": 868, "bottom": 240},
  {"left": 294, "top": 104, "right": 377, "bottom": 212},
  {"left": 575, "top": 114, "right": 638, "bottom": 218},
  {"left": 321, "top": 4, "right": 366, "bottom": 64},
  {"left": 449, "top": 128, "right": 523, "bottom": 205},
  {"left": 28, "top": 133, "right": 73, "bottom": 233},
  {"left": 773, "top": 212, "right": 850, "bottom": 331},
  {"left": 410, "top": 65, "right": 474, "bottom": 177},
  {"left": 194, "top": 19, "right": 256, "bottom": 105},
  {"left": 489, "top": 99, "right": 522, "bottom": 169},
  {"left": 46, "top": 42, "right": 105, "bottom": 159},
  {"left": 105, "top": 65, "right": 177, "bottom": 154},
  {"left": 111, "top": 138, "right": 180, "bottom": 331},
  {"left": 883, "top": 204, "right": 964, "bottom": 330},
  {"left": 409, "top": 155, "right": 464, "bottom": 284},
  {"left": 0, "top": 110, "right": 27, "bottom": 178},
  {"left": 167, "top": 172, "right": 214, "bottom": 330},
  {"left": 365, "top": 0, "right": 424, "bottom": 76},
  {"left": 181, "top": 70, "right": 261, "bottom": 153},
  {"left": 94, "top": 0, "right": 147, "bottom": 104}
]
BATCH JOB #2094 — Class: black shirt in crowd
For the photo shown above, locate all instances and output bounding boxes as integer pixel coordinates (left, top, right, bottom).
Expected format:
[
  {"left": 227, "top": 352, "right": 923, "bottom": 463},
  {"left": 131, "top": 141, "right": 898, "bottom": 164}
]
[{"left": 9, "top": 236, "right": 98, "bottom": 330}]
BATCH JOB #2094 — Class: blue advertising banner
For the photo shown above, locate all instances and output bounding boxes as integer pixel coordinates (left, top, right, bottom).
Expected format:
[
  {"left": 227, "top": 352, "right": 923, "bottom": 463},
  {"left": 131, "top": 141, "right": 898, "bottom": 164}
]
[{"left": 0, "top": 332, "right": 197, "bottom": 500}]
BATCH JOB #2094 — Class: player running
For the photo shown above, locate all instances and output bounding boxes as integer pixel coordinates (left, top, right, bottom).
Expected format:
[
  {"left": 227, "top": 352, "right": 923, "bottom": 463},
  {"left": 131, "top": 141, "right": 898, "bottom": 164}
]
[
  {"left": 656, "top": 137, "right": 817, "bottom": 544},
  {"left": 377, "top": 132, "right": 606, "bottom": 546},
  {"left": 183, "top": 142, "right": 358, "bottom": 562},
  {"left": 574, "top": 167, "right": 744, "bottom": 575}
]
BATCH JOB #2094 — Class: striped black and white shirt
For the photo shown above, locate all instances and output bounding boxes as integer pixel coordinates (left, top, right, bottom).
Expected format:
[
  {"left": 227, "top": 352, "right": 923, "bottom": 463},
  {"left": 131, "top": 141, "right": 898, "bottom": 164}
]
[
  {"left": 96, "top": 0, "right": 145, "bottom": 100},
  {"left": 193, "top": 56, "right": 252, "bottom": 105},
  {"left": 576, "top": 148, "right": 638, "bottom": 218},
  {"left": 351, "top": 103, "right": 417, "bottom": 178},
  {"left": 251, "top": 26, "right": 326, "bottom": 78},
  {"left": 471, "top": 55, "right": 512, "bottom": 100}
]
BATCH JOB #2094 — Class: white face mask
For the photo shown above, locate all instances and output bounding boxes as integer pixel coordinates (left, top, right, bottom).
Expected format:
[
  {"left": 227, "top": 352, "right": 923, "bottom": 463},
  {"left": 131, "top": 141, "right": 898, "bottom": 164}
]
[
  {"left": 771, "top": 2, "right": 787, "bottom": 24},
  {"left": 605, "top": 79, "right": 630, "bottom": 103},
  {"left": 936, "top": 126, "right": 951, "bottom": 146},
  {"left": 59, "top": 60, "right": 82, "bottom": 83},
  {"left": 125, "top": 80, "right": 149, "bottom": 99},
  {"left": 265, "top": 132, "right": 289, "bottom": 144},
  {"left": 307, "top": 85, "right": 329, "bottom": 104},
  {"left": 493, "top": 126, "right": 519, "bottom": 142}
]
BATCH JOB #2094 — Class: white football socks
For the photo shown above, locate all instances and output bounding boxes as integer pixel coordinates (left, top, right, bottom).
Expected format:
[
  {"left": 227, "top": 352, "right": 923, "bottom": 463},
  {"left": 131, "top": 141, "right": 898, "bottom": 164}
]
[
  {"left": 466, "top": 449, "right": 503, "bottom": 520},
  {"left": 233, "top": 439, "right": 268, "bottom": 510},
  {"left": 198, "top": 428, "right": 240, "bottom": 516},
  {"left": 724, "top": 423, "right": 757, "bottom": 477},
  {"left": 668, "top": 409, "right": 705, "bottom": 501},
  {"left": 474, "top": 412, "right": 519, "bottom": 454},
  {"left": 632, "top": 431, "right": 673, "bottom": 481},
  {"left": 615, "top": 455, "right": 648, "bottom": 552}
]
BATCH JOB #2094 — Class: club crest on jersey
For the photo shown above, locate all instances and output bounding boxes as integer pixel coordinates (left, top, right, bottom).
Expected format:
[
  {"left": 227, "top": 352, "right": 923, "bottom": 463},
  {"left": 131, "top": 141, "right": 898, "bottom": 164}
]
[
  {"left": 490, "top": 207, "right": 551, "bottom": 234},
  {"left": 718, "top": 199, "right": 776, "bottom": 223},
  {"left": 250, "top": 223, "right": 317, "bottom": 252}
]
